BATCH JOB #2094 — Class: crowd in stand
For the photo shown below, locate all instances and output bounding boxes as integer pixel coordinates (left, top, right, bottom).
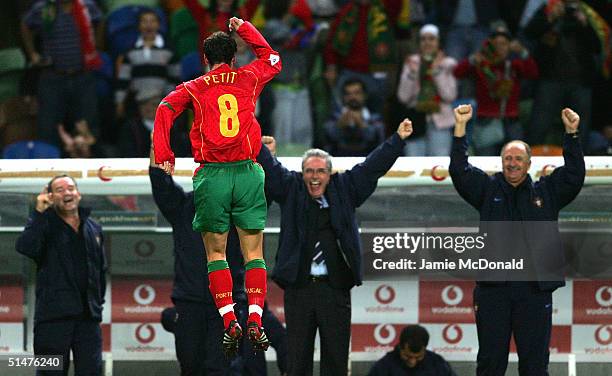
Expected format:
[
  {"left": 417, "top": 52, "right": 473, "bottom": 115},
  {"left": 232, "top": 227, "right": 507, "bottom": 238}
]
[{"left": 0, "top": 0, "right": 611, "bottom": 159}]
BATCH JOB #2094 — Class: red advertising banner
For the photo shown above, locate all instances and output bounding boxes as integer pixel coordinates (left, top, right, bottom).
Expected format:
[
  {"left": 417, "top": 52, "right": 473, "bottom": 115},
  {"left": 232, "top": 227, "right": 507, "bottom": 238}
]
[
  {"left": 419, "top": 281, "right": 475, "bottom": 323},
  {"left": 111, "top": 279, "right": 173, "bottom": 322},
  {"left": 0, "top": 278, "right": 24, "bottom": 322},
  {"left": 267, "top": 282, "right": 285, "bottom": 324},
  {"left": 351, "top": 323, "right": 405, "bottom": 353},
  {"left": 573, "top": 281, "right": 612, "bottom": 324}
]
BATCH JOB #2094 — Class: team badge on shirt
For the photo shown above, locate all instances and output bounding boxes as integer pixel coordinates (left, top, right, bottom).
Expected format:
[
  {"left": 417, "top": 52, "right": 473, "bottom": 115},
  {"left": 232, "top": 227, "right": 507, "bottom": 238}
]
[
  {"left": 268, "top": 54, "right": 280, "bottom": 66},
  {"left": 533, "top": 196, "right": 543, "bottom": 208}
]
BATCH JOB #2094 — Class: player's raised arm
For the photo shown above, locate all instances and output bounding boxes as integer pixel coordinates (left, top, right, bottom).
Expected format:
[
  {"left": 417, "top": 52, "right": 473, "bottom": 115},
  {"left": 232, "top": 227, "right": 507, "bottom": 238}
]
[{"left": 231, "top": 17, "right": 281, "bottom": 75}]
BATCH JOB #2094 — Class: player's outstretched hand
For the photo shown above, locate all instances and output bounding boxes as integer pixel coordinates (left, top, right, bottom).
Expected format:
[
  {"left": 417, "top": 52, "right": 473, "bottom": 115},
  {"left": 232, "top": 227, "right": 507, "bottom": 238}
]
[
  {"left": 262, "top": 136, "right": 276, "bottom": 156},
  {"left": 396, "top": 119, "right": 413, "bottom": 140},
  {"left": 561, "top": 108, "right": 580, "bottom": 134},
  {"left": 229, "top": 17, "right": 244, "bottom": 32},
  {"left": 159, "top": 161, "right": 174, "bottom": 176}
]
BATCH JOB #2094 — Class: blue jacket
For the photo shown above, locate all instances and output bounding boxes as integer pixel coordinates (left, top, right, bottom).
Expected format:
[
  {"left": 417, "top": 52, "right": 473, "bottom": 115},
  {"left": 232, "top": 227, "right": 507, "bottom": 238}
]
[
  {"left": 16, "top": 207, "right": 107, "bottom": 324},
  {"left": 449, "top": 134, "right": 585, "bottom": 290},
  {"left": 367, "top": 348, "right": 456, "bottom": 376},
  {"left": 149, "top": 167, "right": 245, "bottom": 304},
  {"left": 258, "top": 133, "right": 406, "bottom": 289}
]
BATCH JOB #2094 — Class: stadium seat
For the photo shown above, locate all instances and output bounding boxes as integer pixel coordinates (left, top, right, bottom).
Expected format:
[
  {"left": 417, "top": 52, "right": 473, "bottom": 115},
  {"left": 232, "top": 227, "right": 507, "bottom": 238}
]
[
  {"left": 106, "top": 5, "right": 168, "bottom": 58},
  {"left": 94, "top": 52, "right": 114, "bottom": 98},
  {"left": 180, "top": 52, "right": 203, "bottom": 81},
  {"left": 0, "top": 48, "right": 26, "bottom": 102},
  {"left": 2, "top": 141, "right": 60, "bottom": 159},
  {"left": 170, "top": 7, "right": 199, "bottom": 59}
]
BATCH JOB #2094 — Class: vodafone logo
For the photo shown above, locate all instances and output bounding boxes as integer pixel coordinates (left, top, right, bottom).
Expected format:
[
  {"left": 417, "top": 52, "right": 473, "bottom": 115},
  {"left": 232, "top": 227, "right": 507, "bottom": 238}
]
[
  {"left": 135, "top": 240, "right": 155, "bottom": 257},
  {"left": 135, "top": 324, "right": 156, "bottom": 344},
  {"left": 442, "top": 324, "right": 463, "bottom": 344},
  {"left": 595, "top": 325, "right": 612, "bottom": 346},
  {"left": 595, "top": 286, "right": 612, "bottom": 307},
  {"left": 441, "top": 285, "right": 463, "bottom": 306},
  {"left": 133, "top": 285, "right": 156, "bottom": 305},
  {"left": 374, "top": 285, "right": 396, "bottom": 305},
  {"left": 373, "top": 324, "right": 396, "bottom": 345}
]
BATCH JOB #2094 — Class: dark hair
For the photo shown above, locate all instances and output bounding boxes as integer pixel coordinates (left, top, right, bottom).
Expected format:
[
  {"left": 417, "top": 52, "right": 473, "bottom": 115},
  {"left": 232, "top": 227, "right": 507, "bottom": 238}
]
[
  {"left": 47, "top": 174, "right": 78, "bottom": 193},
  {"left": 399, "top": 325, "right": 429, "bottom": 353},
  {"left": 203, "top": 31, "right": 237, "bottom": 66},
  {"left": 342, "top": 78, "right": 367, "bottom": 95},
  {"left": 138, "top": 8, "right": 159, "bottom": 23}
]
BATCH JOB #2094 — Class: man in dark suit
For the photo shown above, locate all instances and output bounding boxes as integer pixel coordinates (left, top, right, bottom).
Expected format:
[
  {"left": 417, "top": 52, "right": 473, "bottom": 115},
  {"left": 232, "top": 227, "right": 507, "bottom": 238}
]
[{"left": 258, "top": 119, "right": 414, "bottom": 375}]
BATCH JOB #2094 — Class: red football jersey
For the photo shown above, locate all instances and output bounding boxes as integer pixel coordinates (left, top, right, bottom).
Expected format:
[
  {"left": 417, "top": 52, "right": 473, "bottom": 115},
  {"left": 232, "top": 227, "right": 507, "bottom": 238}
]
[{"left": 153, "top": 21, "right": 282, "bottom": 165}]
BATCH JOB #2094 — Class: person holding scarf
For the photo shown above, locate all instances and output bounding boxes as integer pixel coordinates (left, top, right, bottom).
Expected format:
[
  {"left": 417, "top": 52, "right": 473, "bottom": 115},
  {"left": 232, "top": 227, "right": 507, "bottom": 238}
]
[
  {"left": 323, "top": 0, "right": 403, "bottom": 114},
  {"left": 21, "top": 0, "right": 102, "bottom": 149},
  {"left": 397, "top": 24, "right": 458, "bottom": 156},
  {"left": 454, "top": 22, "right": 538, "bottom": 155}
]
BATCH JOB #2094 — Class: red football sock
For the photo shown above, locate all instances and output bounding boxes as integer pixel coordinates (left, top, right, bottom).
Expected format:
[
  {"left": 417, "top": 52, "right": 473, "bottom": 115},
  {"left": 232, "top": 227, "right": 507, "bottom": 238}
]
[
  {"left": 245, "top": 259, "right": 267, "bottom": 327},
  {"left": 208, "top": 260, "right": 236, "bottom": 329}
]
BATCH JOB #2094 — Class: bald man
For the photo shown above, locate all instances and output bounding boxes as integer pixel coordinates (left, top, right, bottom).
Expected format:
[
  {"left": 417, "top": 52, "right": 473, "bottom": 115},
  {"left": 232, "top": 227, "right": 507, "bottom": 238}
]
[{"left": 449, "top": 104, "right": 585, "bottom": 375}]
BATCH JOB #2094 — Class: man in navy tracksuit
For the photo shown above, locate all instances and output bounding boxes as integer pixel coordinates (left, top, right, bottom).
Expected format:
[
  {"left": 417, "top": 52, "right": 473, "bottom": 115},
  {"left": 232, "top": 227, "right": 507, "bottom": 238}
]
[
  {"left": 149, "top": 147, "right": 287, "bottom": 376},
  {"left": 257, "top": 120, "right": 414, "bottom": 375},
  {"left": 449, "top": 104, "right": 585, "bottom": 375},
  {"left": 16, "top": 175, "right": 107, "bottom": 376}
]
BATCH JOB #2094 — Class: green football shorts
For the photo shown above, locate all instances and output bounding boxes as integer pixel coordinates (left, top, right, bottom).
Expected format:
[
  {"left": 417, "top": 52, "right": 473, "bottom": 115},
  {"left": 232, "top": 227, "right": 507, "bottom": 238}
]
[{"left": 192, "top": 159, "right": 267, "bottom": 233}]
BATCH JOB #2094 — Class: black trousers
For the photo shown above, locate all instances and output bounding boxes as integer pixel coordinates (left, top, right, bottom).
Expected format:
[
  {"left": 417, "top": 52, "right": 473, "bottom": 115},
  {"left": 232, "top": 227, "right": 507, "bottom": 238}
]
[
  {"left": 284, "top": 280, "right": 351, "bottom": 376},
  {"left": 34, "top": 318, "right": 102, "bottom": 376},
  {"left": 175, "top": 299, "right": 276, "bottom": 376},
  {"left": 474, "top": 282, "right": 553, "bottom": 376},
  {"left": 174, "top": 299, "right": 229, "bottom": 376}
]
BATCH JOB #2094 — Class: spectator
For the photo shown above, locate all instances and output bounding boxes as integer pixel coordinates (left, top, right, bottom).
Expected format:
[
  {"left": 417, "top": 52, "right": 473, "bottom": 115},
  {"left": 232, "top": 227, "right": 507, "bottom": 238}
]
[
  {"left": 436, "top": 0, "right": 500, "bottom": 61},
  {"left": 454, "top": 21, "right": 538, "bottom": 155},
  {"left": 449, "top": 104, "right": 584, "bottom": 375},
  {"left": 324, "top": 0, "right": 403, "bottom": 114},
  {"left": 21, "top": 0, "right": 103, "bottom": 147},
  {"left": 367, "top": 325, "right": 457, "bottom": 376},
  {"left": 325, "top": 78, "right": 385, "bottom": 156},
  {"left": 262, "top": 0, "right": 314, "bottom": 148},
  {"left": 183, "top": 0, "right": 260, "bottom": 63},
  {"left": 115, "top": 9, "right": 179, "bottom": 119},
  {"left": 397, "top": 24, "right": 457, "bottom": 156},
  {"left": 525, "top": 0, "right": 610, "bottom": 148},
  {"left": 257, "top": 119, "right": 413, "bottom": 375},
  {"left": 58, "top": 120, "right": 97, "bottom": 158},
  {"left": 16, "top": 175, "right": 107, "bottom": 376},
  {"left": 117, "top": 88, "right": 162, "bottom": 157}
]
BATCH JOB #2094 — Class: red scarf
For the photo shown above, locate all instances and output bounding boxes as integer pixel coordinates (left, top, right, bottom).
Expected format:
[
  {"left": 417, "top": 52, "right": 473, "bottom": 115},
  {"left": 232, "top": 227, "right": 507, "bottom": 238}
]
[{"left": 72, "top": 0, "right": 101, "bottom": 70}]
